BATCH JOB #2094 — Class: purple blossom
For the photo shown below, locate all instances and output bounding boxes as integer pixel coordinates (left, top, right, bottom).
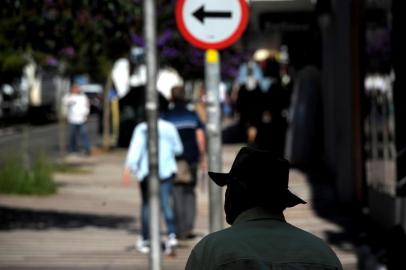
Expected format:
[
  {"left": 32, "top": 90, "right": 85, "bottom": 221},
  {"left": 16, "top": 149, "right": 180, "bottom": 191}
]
[
  {"left": 44, "top": 0, "right": 54, "bottom": 7},
  {"left": 60, "top": 47, "right": 75, "bottom": 57},
  {"left": 157, "top": 30, "right": 173, "bottom": 47},
  {"left": 190, "top": 56, "right": 204, "bottom": 67},
  {"left": 229, "top": 56, "right": 241, "bottom": 65},
  {"left": 191, "top": 47, "right": 204, "bottom": 58},
  {"left": 46, "top": 56, "right": 59, "bottom": 66},
  {"left": 131, "top": 33, "right": 144, "bottom": 47},
  {"left": 162, "top": 47, "right": 179, "bottom": 58},
  {"left": 224, "top": 67, "right": 238, "bottom": 78}
]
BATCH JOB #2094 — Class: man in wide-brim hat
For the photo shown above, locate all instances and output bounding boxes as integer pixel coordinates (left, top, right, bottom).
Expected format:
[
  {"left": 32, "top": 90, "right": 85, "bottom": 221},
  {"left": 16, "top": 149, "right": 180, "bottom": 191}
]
[{"left": 186, "top": 147, "right": 343, "bottom": 270}]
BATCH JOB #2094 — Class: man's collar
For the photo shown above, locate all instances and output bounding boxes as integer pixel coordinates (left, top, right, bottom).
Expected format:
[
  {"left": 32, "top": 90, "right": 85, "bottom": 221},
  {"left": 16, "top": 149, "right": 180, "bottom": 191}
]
[{"left": 233, "top": 207, "right": 286, "bottom": 225}]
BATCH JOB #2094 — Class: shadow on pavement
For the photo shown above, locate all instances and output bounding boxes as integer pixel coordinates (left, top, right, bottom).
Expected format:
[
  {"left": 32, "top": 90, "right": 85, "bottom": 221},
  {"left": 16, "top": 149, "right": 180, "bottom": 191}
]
[
  {"left": 303, "top": 168, "right": 406, "bottom": 269},
  {"left": 0, "top": 206, "right": 134, "bottom": 231},
  {"left": 304, "top": 169, "right": 363, "bottom": 246}
]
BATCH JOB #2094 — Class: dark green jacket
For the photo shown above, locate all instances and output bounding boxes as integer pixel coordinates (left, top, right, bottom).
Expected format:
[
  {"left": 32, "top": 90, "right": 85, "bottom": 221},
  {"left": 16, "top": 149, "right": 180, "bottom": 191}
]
[{"left": 186, "top": 207, "right": 343, "bottom": 270}]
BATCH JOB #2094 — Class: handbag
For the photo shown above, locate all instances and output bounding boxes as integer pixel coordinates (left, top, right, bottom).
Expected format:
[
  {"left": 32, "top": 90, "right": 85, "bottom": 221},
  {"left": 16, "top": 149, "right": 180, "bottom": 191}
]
[{"left": 174, "top": 159, "right": 192, "bottom": 184}]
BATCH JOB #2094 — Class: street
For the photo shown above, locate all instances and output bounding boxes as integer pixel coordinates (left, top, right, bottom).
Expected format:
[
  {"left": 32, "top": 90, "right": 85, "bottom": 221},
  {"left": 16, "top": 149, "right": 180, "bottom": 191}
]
[{"left": 0, "top": 117, "right": 99, "bottom": 159}]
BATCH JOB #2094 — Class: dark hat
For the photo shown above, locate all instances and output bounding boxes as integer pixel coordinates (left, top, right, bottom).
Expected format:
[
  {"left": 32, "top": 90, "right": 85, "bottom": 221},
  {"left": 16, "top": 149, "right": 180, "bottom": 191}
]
[{"left": 208, "top": 147, "right": 306, "bottom": 208}]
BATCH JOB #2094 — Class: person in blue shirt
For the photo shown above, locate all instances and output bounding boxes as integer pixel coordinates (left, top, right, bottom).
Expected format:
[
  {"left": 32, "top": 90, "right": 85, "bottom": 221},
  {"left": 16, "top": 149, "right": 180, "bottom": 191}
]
[
  {"left": 122, "top": 110, "right": 183, "bottom": 254},
  {"left": 163, "top": 85, "right": 206, "bottom": 240}
]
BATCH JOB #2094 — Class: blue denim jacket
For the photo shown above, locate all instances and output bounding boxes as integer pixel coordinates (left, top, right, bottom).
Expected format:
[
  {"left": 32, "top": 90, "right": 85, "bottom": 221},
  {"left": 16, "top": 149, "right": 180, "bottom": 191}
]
[{"left": 125, "top": 119, "right": 183, "bottom": 181}]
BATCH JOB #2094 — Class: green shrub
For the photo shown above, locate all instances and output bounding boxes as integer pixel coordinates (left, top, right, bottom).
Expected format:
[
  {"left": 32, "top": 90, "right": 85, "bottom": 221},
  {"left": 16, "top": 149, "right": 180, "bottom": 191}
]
[{"left": 0, "top": 153, "right": 56, "bottom": 195}]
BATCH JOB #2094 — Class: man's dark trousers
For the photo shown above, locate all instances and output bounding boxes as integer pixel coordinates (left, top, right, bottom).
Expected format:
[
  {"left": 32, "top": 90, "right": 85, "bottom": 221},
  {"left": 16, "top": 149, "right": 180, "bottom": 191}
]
[{"left": 172, "top": 163, "right": 198, "bottom": 238}]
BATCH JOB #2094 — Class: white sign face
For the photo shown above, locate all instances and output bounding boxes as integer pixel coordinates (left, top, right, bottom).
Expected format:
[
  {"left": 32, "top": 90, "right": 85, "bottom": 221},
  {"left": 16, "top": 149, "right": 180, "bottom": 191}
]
[
  {"left": 183, "top": 0, "right": 241, "bottom": 43},
  {"left": 176, "top": 0, "right": 249, "bottom": 49}
]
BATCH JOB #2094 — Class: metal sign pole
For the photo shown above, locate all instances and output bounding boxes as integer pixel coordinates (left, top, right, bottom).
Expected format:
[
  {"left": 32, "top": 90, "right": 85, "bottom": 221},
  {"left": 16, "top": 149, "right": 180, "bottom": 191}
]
[
  {"left": 144, "top": 0, "right": 161, "bottom": 269},
  {"left": 176, "top": 0, "right": 248, "bottom": 234},
  {"left": 205, "top": 49, "right": 223, "bottom": 232}
]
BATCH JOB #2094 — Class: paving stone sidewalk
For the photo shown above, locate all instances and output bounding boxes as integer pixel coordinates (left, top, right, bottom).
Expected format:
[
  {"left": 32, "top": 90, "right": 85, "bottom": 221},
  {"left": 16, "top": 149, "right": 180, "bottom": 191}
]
[{"left": 0, "top": 145, "right": 358, "bottom": 269}]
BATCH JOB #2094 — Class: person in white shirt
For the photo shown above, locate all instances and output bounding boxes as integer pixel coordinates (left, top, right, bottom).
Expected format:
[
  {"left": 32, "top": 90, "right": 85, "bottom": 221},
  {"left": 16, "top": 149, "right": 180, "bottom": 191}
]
[{"left": 63, "top": 83, "right": 91, "bottom": 155}]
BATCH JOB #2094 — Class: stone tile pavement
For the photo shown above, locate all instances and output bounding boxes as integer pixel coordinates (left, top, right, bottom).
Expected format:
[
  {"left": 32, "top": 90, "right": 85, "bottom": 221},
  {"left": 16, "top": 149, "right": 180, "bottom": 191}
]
[{"left": 0, "top": 145, "right": 358, "bottom": 269}]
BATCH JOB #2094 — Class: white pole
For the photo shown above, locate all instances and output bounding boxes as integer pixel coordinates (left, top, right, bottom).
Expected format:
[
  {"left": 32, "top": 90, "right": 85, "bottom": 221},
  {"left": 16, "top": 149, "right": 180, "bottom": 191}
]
[
  {"left": 205, "top": 49, "right": 223, "bottom": 232},
  {"left": 144, "top": 0, "right": 161, "bottom": 269}
]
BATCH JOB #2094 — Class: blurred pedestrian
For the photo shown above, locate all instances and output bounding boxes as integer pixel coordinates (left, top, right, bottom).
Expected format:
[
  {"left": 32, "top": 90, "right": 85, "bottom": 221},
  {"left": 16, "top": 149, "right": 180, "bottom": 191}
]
[
  {"left": 63, "top": 83, "right": 91, "bottom": 155},
  {"left": 122, "top": 108, "right": 183, "bottom": 254},
  {"left": 235, "top": 60, "right": 265, "bottom": 145},
  {"left": 163, "top": 85, "right": 207, "bottom": 239},
  {"left": 194, "top": 84, "right": 208, "bottom": 124},
  {"left": 186, "top": 147, "right": 343, "bottom": 270},
  {"left": 255, "top": 58, "right": 290, "bottom": 155}
]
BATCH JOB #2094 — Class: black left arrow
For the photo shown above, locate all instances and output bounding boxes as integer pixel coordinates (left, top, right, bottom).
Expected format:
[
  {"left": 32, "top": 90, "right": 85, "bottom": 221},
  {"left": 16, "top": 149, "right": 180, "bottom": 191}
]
[{"left": 192, "top": 5, "right": 232, "bottom": 24}]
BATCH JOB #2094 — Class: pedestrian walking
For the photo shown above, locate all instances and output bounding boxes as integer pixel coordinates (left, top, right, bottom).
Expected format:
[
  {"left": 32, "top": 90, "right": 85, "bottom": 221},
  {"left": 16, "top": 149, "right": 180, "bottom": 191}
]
[
  {"left": 235, "top": 60, "right": 265, "bottom": 145},
  {"left": 186, "top": 146, "right": 343, "bottom": 270},
  {"left": 255, "top": 58, "right": 290, "bottom": 155},
  {"left": 163, "top": 85, "right": 206, "bottom": 239},
  {"left": 63, "top": 83, "right": 91, "bottom": 155},
  {"left": 122, "top": 112, "right": 183, "bottom": 254}
]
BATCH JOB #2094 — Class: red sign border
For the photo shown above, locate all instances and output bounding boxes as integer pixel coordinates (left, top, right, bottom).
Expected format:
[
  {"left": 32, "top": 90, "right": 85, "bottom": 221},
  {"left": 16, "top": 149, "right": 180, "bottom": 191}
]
[{"left": 175, "top": 0, "right": 249, "bottom": 50}]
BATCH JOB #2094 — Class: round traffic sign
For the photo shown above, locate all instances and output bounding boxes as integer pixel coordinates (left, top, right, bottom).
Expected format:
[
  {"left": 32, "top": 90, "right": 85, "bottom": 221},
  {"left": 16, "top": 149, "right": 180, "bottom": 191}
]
[{"left": 176, "top": 0, "right": 249, "bottom": 50}]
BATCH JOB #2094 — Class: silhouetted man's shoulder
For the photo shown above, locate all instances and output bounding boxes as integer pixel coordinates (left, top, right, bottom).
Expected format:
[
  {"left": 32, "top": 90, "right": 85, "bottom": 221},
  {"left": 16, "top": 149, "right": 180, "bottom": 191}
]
[
  {"left": 186, "top": 227, "right": 235, "bottom": 269},
  {"left": 186, "top": 208, "right": 343, "bottom": 270}
]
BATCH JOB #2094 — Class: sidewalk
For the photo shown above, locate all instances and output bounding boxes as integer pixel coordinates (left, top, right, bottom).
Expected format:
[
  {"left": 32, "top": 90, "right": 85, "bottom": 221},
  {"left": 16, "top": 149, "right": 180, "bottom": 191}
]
[{"left": 0, "top": 145, "right": 358, "bottom": 269}]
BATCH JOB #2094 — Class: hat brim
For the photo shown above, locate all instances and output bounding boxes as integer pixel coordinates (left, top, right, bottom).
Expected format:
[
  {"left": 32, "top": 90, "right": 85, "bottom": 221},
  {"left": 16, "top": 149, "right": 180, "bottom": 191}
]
[
  {"left": 208, "top": 171, "right": 230, "bottom": 187},
  {"left": 285, "top": 190, "right": 307, "bottom": 207},
  {"left": 209, "top": 170, "right": 306, "bottom": 207},
  {"left": 209, "top": 171, "right": 306, "bottom": 207}
]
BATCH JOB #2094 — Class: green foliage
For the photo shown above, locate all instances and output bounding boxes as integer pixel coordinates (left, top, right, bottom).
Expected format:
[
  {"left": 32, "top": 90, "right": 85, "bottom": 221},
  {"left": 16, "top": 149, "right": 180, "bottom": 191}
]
[
  {"left": 0, "top": 0, "right": 138, "bottom": 82},
  {"left": 93, "top": 55, "right": 113, "bottom": 83},
  {"left": 0, "top": 0, "right": 245, "bottom": 82},
  {"left": 0, "top": 153, "right": 57, "bottom": 195},
  {"left": 0, "top": 53, "right": 26, "bottom": 73}
]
